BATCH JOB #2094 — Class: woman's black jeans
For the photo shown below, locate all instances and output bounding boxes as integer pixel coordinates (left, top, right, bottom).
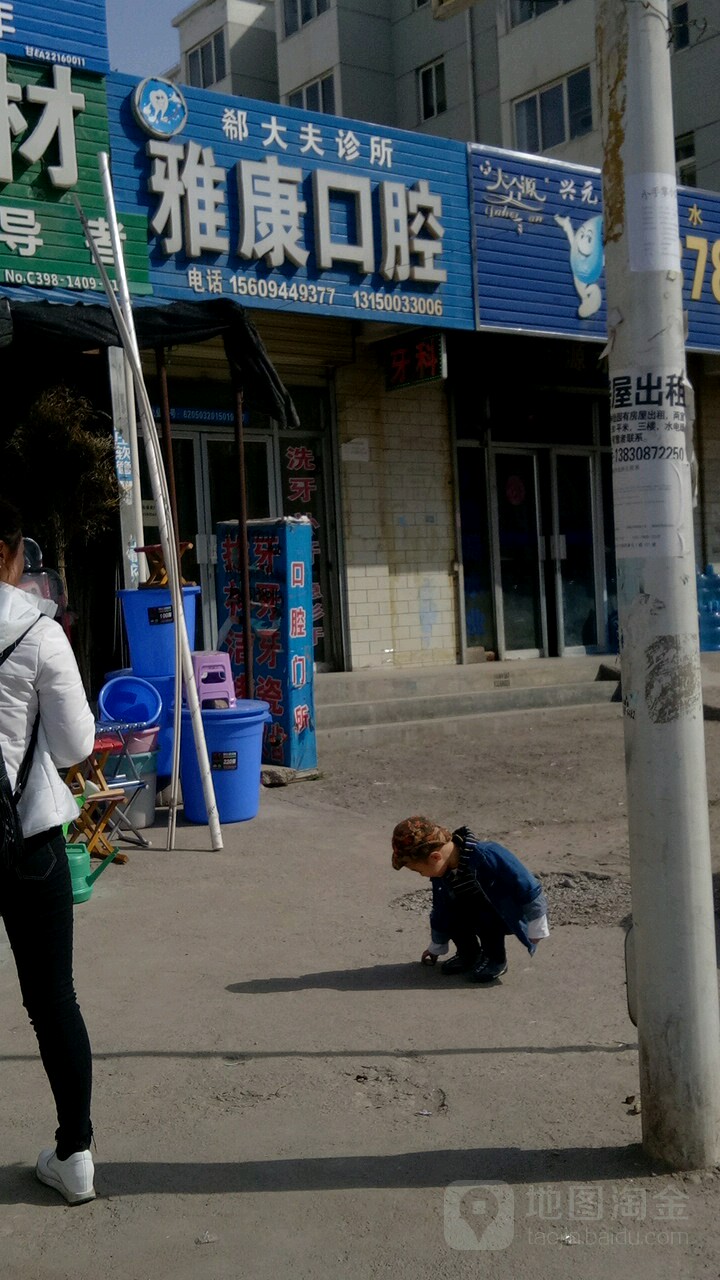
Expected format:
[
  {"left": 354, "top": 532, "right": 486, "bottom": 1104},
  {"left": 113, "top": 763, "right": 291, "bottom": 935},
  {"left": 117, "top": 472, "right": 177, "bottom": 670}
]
[{"left": 0, "top": 828, "right": 92, "bottom": 1159}]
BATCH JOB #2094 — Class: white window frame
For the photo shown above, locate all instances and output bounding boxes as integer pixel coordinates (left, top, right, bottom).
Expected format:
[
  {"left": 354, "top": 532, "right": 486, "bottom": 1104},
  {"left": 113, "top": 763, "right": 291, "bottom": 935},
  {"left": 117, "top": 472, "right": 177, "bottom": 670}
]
[
  {"left": 508, "top": 0, "right": 572, "bottom": 28},
  {"left": 283, "top": 0, "right": 330, "bottom": 38},
  {"left": 286, "top": 73, "right": 336, "bottom": 115},
  {"left": 418, "top": 58, "right": 447, "bottom": 122},
  {"left": 671, "top": 1, "right": 690, "bottom": 50},
  {"left": 186, "top": 30, "right": 226, "bottom": 89},
  {"left": 676, "top": 132, "right": 696, "bottom": 186},
  {"left": 514, "top": 67, "right": 592, "bottom": 153}
]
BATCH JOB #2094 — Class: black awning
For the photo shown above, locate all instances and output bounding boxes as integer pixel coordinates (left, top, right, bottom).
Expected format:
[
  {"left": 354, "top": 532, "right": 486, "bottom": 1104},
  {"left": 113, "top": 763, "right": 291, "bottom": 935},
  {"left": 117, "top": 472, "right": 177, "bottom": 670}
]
[{"left": 0, "top": 296, "right": 298, "bottom": 427}]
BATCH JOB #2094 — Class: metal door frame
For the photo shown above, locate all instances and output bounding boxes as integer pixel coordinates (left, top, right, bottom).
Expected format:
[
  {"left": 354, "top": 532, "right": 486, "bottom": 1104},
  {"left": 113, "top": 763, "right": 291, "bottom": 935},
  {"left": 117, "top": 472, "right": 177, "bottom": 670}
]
[
  {"left": 489, "top": 446, "right": 548, "bottom": 660},
  {"left": 173, "top": 426, "right": 276, "bottom": 648},
  {"left": 549, "top": 446, "right": 606, "bottom": 657}
]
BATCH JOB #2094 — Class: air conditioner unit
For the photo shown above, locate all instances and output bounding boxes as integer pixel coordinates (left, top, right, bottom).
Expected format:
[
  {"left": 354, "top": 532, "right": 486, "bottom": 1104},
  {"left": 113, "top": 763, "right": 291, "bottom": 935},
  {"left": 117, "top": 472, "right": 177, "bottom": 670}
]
[{"left": 432, "top": 0, "right": 477, "bottom": 18}]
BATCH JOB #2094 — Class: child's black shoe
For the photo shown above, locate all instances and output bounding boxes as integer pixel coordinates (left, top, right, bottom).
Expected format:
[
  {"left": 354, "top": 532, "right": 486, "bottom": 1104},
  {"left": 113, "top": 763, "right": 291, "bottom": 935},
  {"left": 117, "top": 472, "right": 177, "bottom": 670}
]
[
  {"left": 441, "top": 949, "right": 481, "bottom": 975},
  {"left": 467, "top": 956, "right": 508, "bottom": 983}
]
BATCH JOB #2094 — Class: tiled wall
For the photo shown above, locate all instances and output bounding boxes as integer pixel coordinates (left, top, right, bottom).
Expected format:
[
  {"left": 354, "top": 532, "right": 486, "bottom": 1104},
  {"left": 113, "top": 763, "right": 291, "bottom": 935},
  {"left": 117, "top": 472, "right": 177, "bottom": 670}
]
[{"left": 335, "top": 345, "right": 458, "bottom": 669}]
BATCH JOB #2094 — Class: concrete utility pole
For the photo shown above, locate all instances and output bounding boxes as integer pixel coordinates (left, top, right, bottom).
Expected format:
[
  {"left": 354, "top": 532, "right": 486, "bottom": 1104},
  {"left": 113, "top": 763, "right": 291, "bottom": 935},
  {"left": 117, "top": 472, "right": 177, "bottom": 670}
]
[{"left": 597, "top": 0, "right": 720, "bottom": 1168}]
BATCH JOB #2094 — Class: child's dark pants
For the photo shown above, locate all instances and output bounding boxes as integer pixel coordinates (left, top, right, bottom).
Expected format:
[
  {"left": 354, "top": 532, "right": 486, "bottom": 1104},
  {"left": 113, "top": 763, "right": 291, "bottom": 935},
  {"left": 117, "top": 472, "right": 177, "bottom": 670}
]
[{"left": 446, "top": 893, "right": 508, "bottom": 964}]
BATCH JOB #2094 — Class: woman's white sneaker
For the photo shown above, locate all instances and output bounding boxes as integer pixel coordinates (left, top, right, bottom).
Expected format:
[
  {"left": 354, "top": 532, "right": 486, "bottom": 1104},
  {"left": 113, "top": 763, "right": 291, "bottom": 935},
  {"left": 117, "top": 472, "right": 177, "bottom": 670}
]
[{"left": 36, "top": 1148, "right": 95, "bottom": 1204}]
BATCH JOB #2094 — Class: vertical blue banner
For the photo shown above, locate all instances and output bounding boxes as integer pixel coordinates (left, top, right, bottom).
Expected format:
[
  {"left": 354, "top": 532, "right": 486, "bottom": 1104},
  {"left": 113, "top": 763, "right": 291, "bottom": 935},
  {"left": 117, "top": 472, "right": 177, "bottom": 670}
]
[{"left": 216, "top": 517, "right": 317, "bottom": 772}]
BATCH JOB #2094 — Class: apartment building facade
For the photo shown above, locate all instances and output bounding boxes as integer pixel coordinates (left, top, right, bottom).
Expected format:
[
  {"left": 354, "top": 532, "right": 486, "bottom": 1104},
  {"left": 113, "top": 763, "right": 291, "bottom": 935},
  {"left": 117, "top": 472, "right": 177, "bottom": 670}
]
[{"left": 171, "top": 0, "right": 719, "bottom": 190}]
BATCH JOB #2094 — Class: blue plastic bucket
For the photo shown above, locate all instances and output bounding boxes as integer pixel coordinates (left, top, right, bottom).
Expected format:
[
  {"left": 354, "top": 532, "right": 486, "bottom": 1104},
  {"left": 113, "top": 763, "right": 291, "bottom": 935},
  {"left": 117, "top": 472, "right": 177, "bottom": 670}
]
[
  {"left": 98, "top": 675, "right": 162, "bottom": 726},
  {"left": 117, "top": 587, "right": 201, "bottom": 678},
  {"left": 180, "top": 701, "right": 270, "bottom": 824},
  {"left": 142, "top": 674, "right": 175, "bottom": 776}
]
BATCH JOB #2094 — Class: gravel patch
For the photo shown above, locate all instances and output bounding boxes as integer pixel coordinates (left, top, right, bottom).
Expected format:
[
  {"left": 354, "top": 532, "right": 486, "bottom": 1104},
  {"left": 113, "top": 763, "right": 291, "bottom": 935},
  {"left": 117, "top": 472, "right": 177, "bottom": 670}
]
[{"left": 391, "top": 869, "right": 634, "bottom": 929}]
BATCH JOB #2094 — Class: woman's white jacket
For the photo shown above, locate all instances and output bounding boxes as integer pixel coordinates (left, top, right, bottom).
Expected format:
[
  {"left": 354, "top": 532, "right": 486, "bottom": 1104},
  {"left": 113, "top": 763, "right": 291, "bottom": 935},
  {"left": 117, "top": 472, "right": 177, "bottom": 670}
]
[{"left": 0, "top": 583, "right": 95, "bottom": 839}]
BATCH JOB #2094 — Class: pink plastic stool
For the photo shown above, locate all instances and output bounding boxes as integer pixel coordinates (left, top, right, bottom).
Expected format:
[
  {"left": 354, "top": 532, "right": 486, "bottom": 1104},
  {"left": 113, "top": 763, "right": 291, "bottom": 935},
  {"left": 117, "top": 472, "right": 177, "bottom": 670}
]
[{"left": 188, "top": 651, "right": 237, "bottom": 709}]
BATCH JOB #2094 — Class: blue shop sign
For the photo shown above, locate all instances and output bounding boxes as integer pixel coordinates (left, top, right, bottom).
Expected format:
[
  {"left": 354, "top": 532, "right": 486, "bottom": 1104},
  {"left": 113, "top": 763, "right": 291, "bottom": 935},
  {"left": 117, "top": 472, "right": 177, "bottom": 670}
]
[
  {"left": 107, "top": 73, "right": 475, "bottom": 330},
  {"left": 471, "top": 144, "right": 720, "bottom": 354},
  {"left": 0, "top": 0, "right": 108, "bottom": 73}
]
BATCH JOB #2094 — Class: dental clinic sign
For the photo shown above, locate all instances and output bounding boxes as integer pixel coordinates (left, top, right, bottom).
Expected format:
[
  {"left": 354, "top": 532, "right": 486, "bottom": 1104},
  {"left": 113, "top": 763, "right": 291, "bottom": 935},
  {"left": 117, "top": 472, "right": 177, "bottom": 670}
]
[{"left": 107, "top": 73, "right": 475, "bottom": 329}]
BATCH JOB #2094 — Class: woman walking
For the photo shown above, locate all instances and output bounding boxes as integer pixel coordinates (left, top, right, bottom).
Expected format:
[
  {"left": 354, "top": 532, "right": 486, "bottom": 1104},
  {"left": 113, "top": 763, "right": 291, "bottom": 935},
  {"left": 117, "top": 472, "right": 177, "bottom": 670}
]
[{"left": 0, "top": 497, "right": 97, "bottom": 1203}]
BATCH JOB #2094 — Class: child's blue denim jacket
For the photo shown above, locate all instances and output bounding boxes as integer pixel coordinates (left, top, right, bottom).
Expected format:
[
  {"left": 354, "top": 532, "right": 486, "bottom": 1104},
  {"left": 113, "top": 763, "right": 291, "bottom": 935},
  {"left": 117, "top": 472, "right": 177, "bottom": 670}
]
[{"left": 430, "top": 827, "right": 544, "bottom": 955}]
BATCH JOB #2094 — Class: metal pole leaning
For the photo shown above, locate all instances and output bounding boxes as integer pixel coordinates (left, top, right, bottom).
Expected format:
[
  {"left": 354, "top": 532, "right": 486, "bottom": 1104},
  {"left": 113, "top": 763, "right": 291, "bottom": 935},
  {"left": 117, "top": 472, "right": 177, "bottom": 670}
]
[
  {"left": 597, "top": 0, "right": 720, "bottom": 1167},
  {"left": 74, "top": 165, "right": 223, "bottom": 851},
  {"left": 94, "top": 161, "right": 185, "bottom": 849}
]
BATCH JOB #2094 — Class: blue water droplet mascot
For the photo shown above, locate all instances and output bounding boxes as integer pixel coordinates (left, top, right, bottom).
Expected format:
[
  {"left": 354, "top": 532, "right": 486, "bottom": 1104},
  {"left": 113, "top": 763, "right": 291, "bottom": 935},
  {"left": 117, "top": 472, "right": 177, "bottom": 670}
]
[{"left": 554, "top": 213, "right": 604, "bottom": 318}]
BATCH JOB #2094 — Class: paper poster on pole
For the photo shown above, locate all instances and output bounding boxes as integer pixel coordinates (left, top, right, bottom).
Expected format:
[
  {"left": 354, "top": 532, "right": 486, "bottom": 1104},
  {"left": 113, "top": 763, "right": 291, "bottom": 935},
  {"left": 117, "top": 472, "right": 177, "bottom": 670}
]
[
  {"left": 625, "top": 174, "right": 681, "bottom": 273},
  {"left": 610, "top": 367, "right": 692, "bottom": 558}
]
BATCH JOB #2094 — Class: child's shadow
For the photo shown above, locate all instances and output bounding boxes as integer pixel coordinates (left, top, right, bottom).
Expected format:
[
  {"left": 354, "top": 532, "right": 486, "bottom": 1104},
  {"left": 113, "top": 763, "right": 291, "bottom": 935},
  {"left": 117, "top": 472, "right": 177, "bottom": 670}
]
[{"left": 227, "top": 964, "right": 450, "bottom": 995}]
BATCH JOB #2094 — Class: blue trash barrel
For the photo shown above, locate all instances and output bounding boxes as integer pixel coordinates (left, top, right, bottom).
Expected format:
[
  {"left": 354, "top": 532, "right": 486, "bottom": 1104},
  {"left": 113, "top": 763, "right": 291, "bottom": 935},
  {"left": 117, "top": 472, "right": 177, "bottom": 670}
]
[
  {"left": 697, "top": 566, "right": 720, "bottom": 652},
  {"left": 141, "top": 674, "right": 176, "bottom": 775},
  {"left": 180, "top": 701, "right": 271, "bottom": 824},
  {"left": 117, "top": 587, "right": 201, "bottom": 678}
]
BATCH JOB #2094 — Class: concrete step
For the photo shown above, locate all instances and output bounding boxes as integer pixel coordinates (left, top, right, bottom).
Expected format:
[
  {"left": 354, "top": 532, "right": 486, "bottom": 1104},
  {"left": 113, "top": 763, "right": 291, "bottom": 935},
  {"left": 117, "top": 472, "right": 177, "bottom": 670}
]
[
  {"left": 314, "top": 656, "right": 608, "bottom": 707},
  {"left": 316, "top": 685, "right": 620, "bottom": 748},
  {"left": 316, "top": 678, "right": 616, "bottom": 729}
]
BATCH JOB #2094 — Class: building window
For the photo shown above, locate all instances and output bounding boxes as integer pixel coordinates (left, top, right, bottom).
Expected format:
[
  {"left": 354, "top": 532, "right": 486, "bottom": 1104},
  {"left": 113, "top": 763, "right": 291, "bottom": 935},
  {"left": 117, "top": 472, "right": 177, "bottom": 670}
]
[
  {"left": 676, "top": 132, "right": 696, "bottom": 186},
  {"left": 672, "top": 1, "right": 690, "bottom": 49},
  {"left": 514, "top": 67, "right": 592, "bottom": 152},
  {"left": 284, "top": 0, "right": 330, "bottom": 38},
  {"left": 187, "top": 31, "right": 226, "bottom": 88},
  {"left": 509, "top": 0, "right": 571, "bottom": 28},
  {"left": 418, "top": 59, "right": 447, "bottom": 121},
  {"left": 287, "top": 73, "right": 336, "bottom": 114}
]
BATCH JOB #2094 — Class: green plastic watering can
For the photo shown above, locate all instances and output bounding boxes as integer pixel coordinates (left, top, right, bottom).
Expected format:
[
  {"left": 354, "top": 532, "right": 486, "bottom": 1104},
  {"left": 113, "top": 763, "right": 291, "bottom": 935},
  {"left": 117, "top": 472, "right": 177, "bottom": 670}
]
[{"left": 65, "top": 843, "right": 117, "bottom": 905}]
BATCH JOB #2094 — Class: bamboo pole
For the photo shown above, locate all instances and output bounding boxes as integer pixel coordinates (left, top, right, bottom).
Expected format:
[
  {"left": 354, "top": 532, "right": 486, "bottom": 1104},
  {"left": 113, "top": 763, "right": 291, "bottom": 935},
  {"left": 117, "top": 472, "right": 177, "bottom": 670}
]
[{"left": 72, "top": 158, "right": 223, "bottom": 850}]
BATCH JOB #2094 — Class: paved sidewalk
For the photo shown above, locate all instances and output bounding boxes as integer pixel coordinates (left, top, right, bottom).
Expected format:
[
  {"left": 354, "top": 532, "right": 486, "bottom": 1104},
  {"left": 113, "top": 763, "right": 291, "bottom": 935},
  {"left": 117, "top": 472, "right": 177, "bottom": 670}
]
[{"left": 1, "top": 704, "right": 718, "bottom": 1280}]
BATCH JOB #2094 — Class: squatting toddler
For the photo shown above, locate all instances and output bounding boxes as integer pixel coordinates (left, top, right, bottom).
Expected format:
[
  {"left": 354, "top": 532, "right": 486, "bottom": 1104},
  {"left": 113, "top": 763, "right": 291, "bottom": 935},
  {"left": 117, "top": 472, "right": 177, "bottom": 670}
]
[{"left": 391, "top": 816, "right": 549, "bottom": 983}]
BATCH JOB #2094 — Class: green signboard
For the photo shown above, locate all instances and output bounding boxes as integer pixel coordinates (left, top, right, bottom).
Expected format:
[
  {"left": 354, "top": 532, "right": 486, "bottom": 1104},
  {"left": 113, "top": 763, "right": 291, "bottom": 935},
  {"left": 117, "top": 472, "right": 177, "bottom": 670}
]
[{"left": 0, "top": 57, "right": 149, "bottom": 295}]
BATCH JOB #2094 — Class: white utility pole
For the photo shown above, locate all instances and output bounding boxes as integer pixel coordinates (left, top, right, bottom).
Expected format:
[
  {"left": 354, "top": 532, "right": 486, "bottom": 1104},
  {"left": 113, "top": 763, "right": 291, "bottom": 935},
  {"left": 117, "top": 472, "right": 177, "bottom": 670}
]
[{"left": 597, "top": 0, "right": 720, "bottom": 1167}]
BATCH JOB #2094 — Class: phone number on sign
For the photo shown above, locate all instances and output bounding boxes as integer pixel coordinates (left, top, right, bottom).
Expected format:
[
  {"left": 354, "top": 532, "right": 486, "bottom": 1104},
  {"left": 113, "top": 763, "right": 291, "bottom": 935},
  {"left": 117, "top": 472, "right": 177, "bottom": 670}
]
[
  {"left": 230, "top": 276, "right": 336, "bottom": 304},
  {"left": 228, "top": 274, "right": 442, "bottom": 314},
  {"left": 3, "top": 269, "right": 99, "bottom": 290},
  {"left": 613, "top": 445, "right": 685, "bottom": 463}
]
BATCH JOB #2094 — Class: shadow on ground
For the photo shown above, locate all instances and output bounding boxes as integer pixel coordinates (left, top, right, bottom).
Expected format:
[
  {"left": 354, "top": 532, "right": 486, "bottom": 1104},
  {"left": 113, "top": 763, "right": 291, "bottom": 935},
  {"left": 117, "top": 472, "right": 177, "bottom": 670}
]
[{"left": 0, "top": 1143, "right": 656, "bottom": 1205}]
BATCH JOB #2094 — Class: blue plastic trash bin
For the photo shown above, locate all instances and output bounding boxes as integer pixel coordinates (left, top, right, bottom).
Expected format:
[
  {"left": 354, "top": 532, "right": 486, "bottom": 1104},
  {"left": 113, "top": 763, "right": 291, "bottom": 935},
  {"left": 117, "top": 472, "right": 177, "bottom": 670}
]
[
  {"left": 117, "top": 587, "right": 201, "bottom": 678},
  {"left": 180, "top": 701, "right": 270, "bottom": 824},
  {"left": 142, "top": 674, "right": 176, "bottom": 776}
]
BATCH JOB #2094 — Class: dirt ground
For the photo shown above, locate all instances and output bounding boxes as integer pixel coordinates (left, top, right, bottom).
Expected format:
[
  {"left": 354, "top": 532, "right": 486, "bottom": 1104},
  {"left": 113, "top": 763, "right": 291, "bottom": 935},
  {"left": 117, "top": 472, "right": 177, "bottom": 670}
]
[{"left": 1, "top": 701, "right": 720, "bottom": 1280}]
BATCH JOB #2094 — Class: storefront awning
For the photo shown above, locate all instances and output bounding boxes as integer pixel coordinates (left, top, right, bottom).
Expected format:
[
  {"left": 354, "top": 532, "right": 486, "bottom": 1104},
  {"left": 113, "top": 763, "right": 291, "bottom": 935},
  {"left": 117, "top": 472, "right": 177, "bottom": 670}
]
[{"left": 0, "top": 296, "right": 298, "bottom": 428}]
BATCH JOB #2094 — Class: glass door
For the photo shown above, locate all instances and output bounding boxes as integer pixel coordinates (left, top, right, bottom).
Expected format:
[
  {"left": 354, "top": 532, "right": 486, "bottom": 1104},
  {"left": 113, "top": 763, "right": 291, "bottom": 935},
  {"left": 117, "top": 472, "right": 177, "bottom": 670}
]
[
  {"left": 550, "top": 450, "right": 605, "bottom": 655},
  {"left": 196, "top": 432, "right": 275, "bottom": 646},
  {"left": 490, "top": 450, "right": 547, "bottom": 657}
]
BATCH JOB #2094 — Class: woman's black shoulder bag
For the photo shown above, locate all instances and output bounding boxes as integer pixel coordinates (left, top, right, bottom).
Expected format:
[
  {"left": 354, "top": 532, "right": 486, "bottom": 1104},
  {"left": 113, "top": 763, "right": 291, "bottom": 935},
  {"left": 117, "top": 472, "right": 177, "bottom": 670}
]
[{"left": 0, "top": 621, "right": 39, "bottom": 869}]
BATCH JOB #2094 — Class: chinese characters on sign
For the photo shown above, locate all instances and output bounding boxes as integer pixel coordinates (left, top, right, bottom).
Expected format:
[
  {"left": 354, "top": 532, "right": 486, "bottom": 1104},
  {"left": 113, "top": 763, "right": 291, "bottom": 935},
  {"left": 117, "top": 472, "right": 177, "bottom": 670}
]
[
  {"left": 216, "top": 518, "right": 317, "bottom": 771},
  {"left": 280, "top": 441, "right": 327, "bottom": 661},
  {"left": 146, "top": 137, "right": 447, "bottom": 286},
  {"left": 0, "top": 53, "right": 84, "bottom": 187},
  {"left": 384, "top": 330, "right": 447, "bottom": 390},
  {"left": 610, "top": 368, "right": 691, "bottom": 560},
  {"left": 476, "top": 155, "right": 600, "bottom": 237}
]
